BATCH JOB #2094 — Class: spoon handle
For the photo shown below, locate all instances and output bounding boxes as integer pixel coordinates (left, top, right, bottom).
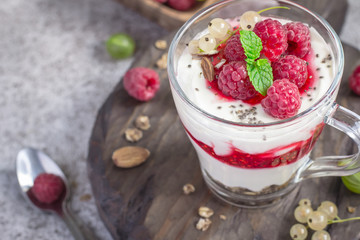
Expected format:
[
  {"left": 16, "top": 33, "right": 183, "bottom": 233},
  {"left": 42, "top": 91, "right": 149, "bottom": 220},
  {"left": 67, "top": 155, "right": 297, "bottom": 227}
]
[{"left": 61, "top": 203, "right": 96, "bottom": 240}]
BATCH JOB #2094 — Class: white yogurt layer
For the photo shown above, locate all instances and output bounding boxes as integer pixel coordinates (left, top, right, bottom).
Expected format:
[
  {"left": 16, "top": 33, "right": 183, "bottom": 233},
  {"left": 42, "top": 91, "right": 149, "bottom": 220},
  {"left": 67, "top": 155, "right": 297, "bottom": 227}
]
[
  {"left": 173, "top": 17, "right": 335, "bottom": 192},
  {"left": 193, "top": 141, "right": 310, "bottom": 192}
]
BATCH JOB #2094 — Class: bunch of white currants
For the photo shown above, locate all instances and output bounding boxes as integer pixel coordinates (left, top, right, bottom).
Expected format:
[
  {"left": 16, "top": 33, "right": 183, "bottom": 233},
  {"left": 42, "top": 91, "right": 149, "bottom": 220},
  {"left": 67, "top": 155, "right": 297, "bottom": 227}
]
[
  {"left": 290, "top": 199, "right": 337, "bottom": 240},
  {"left": 188, "top": 11, "right": 261, "bottom": 54}
]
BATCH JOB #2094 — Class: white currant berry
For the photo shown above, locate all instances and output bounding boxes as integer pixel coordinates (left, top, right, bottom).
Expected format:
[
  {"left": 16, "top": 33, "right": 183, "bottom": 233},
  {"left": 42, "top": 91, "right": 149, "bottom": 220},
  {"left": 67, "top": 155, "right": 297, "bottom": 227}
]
[
  {"left": 188, "top": 40, "right": 200, "bottom": 54},
  {"left": 208, "top": 18, "right": 231, "bottom": 39},
  {"left": 318, "top": 201, "right": 338, "bottom": 220},
  {"left": 290, "top": 224, "right": 308, "bottom": 240},
  {"left": 199, "top": 34, "right": 217, "bottom": 53},
  {"left": 311, "top": 230, "right": 331, "bottom": 240},
  {"left": 299, "top": 198, "right": 312, "bottom": 207},
  {"left": 307, "top": 211, "right": 328, "bottom": 231},
  {"left": 240, "top": 11, "right": 261, "bottom": 31},
  {"left": 294, "top": 205, "right": 313, "bottom": 223}
]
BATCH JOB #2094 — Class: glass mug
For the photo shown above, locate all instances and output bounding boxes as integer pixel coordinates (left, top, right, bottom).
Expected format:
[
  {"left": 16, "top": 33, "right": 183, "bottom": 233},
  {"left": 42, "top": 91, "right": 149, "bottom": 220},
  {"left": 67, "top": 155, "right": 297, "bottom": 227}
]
[{"left": 167, "top": 0, "right": 360, "bottom": 207}]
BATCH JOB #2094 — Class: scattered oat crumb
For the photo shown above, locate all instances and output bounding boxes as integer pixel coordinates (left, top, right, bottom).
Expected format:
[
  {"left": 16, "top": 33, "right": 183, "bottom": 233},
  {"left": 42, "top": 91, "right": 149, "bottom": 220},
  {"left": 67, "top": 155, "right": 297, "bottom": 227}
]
[
  {"left": 196, "top": 218, "right": 212, "bottom": 231},
  {"left": 155, "top": 39, "right": 167, "bottom": 49},
  {"left": 219, "top": 214, "right": 227, "bottom": 220},
  {"left": 125, "top": 128, "right": 143, "bottom": 142},
  {"left": 198, "top": 206, "right": 214, "bottom": 218},
  {"left": 80, "top": 194, "right": 92, "bottom": 201},
  {"left": 135, "top": 115, "right": 151, "bottom": 130},
  {"left": 347, "top": 206, "right": 356, "bottom": 213},
  {"left": 156, "top": 53, "right": 167, "bottom": 69},
  {"left": 183, "top": 183, "right": 195, "bottom": 195},
  {"left": 70, "top": 180, "right": 78, "bottom": 189}
]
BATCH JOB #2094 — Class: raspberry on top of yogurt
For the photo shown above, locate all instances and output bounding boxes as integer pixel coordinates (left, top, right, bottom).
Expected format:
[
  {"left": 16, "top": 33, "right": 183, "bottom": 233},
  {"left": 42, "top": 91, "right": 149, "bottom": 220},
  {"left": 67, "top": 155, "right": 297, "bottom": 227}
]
[{"left": 187, "top": 7, "right": 319, "bottom": 120}]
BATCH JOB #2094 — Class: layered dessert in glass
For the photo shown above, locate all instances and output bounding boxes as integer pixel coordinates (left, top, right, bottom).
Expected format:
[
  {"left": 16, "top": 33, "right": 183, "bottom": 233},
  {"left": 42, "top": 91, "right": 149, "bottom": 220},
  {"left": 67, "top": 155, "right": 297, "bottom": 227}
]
[{"left": 168, "top": 0, "right": 343, "bottom": 206}]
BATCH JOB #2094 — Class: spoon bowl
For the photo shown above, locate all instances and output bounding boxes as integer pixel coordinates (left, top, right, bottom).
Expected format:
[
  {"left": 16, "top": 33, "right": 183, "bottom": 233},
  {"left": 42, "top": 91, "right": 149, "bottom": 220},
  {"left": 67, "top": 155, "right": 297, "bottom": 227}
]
[
  {"left": 17, "top": 147, "right": 69, "bottom": 215},
  {"left": 16, "top": 147, "right": 95, "bottom": 240}
]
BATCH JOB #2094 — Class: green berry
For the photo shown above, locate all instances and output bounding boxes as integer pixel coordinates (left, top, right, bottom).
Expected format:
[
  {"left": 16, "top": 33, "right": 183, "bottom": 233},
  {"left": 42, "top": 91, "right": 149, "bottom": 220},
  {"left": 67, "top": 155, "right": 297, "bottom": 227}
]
[
  {"left": 106, "top": 33, "right": 135, "bottom": 59},
  {"left": 342, "top": 172, "right": 360, "bottom": 194},
  {"left": 294, "top": 205, "right": 313, "bottom": 223},
  {"left": 299, "top": 198, "right": 312, "bottom": 207},
  {"left": 290, "top": 224, "right": 308, "bottom": 240},
  {"left": 307, "top": 211, "right": 328, "bottom": 231},
  {"left": 318, "top": 201, "right": 338, "bottom": 220},
  {"left": 312, "top": 230, "right": 331, "bottom": 240}
]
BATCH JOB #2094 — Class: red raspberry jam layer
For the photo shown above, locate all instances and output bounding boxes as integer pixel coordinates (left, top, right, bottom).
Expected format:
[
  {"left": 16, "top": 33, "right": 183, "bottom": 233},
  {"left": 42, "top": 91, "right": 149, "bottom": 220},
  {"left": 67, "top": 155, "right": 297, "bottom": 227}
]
[{"left": 185, "top": 123, "right": 324, "bottom": 169}]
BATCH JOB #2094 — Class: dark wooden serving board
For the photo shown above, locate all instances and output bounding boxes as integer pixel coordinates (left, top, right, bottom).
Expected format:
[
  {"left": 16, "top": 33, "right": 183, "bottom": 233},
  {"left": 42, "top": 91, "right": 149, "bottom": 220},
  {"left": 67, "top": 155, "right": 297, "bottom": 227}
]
[
  {"left": 87, "top": 38, "right": 360, "bottom": 239},
  {"left": 87, "top": 3, "right": 360, "bottom": 239}
]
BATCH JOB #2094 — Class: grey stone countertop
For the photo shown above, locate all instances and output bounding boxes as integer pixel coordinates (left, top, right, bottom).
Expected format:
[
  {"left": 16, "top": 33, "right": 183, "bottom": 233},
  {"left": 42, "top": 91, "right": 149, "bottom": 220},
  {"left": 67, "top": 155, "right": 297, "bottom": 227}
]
[{"left": 1, "top": 0, "right": 360, "bottom": 239}]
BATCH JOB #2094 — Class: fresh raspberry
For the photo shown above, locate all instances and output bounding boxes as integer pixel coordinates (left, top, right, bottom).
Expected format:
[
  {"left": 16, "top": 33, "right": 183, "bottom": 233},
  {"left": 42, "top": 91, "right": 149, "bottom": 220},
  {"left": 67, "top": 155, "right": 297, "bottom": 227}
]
[
  {"left": 167, "top": 0, "right": 195, "bottom": 11},
  {"left": 253, "top": 19, "right": 288, "bottom": 62},
  {"left": 285, "top": 22, "right": 311, "bottom": 58},
  {"left": 217, "top": 61, "right": 257, "bottom": 100},
  {"left": 123, "top": 67, "right": 160, "bottom": 101},
  {"left": 224, "top": 35, "right": 246, "bottom": 62},
  {"left": 261, "top": 79, "right": 301, "bottom": 119},
  {"left": 272, "top": 55, "right": 308, "bottom": 88},
  {"left": 349, "top": 65, "right": 360, "bottom": 95},
  {"left": 32, "top": 173, "right": 65, "bottom": 204}
]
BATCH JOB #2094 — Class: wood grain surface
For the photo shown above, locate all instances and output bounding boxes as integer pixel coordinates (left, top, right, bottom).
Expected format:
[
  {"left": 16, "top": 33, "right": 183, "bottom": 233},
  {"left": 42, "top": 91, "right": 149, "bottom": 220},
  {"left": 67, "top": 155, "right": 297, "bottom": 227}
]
[{"left": 87, "top": 2, "right": 360, "bottom": 239}]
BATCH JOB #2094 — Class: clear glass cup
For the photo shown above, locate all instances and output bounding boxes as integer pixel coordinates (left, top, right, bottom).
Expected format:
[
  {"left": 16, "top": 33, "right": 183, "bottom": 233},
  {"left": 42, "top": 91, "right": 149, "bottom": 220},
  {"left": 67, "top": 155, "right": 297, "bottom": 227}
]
[{"left": 167, "top": 0, "right": 360, "bottom": 207}]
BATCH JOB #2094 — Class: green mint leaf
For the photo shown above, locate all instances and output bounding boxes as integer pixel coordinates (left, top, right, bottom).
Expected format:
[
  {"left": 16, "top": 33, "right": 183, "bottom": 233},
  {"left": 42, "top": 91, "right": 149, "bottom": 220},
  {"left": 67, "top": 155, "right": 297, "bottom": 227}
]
[
  {"left": 240, "top": 30, "right": 263, "bottom": 61},
  {"left": 247, "top": 59, "right": 273, "bottom": 96}
]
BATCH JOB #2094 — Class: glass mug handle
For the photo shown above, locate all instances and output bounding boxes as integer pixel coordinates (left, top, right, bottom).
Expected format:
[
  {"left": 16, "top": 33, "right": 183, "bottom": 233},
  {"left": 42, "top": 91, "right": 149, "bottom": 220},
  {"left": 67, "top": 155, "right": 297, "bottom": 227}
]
[{"left": 297, "top": 102, "right": 360, "bottom": 180}]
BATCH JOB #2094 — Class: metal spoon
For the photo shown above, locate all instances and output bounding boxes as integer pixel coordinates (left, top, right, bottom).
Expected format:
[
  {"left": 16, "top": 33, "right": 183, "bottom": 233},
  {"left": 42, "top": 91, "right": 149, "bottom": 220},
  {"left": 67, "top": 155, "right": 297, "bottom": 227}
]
[{"left": 16, "top": 147, "right": 95, "bottom": 240}]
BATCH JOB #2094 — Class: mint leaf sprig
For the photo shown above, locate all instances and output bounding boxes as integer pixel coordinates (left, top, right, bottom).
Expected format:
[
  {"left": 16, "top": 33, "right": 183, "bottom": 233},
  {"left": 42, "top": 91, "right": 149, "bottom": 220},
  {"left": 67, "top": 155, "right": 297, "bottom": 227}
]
[{"left": 240, "top": 30, "right": 273, "bottom": 96}]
